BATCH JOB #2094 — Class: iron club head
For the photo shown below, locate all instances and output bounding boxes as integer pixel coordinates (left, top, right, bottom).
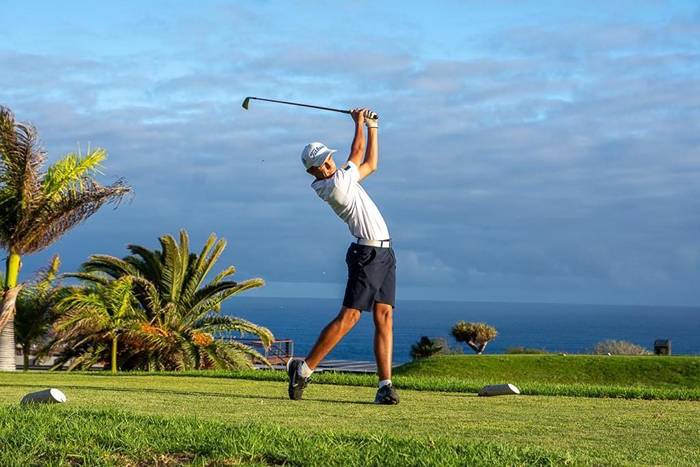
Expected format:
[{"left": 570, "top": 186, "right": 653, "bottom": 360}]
[{"left": 242, "top": 97, "right": 251, "bottom": 110}]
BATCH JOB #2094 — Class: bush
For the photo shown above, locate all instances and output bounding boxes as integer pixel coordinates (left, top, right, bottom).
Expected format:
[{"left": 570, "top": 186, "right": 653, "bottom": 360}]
[
  {"left": 451, "top": 321, "right": 498, "bottom": 354},
  {"left": 593, "top": 340, "right": 650, "bottom": 355},
  {"left": 506, "top": 347, "right": 549, "bottom": 354},
  {"left": 409, "top": 337, "right": 463, "bottom": 360},
  {"left": 410, "top": 336, "right": 444, "bottom": 360}
]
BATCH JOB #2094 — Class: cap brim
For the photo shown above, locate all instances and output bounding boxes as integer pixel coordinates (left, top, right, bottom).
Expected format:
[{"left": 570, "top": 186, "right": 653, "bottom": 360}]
[{"left": 309, "top": 148, "right": 336, "bottom": 167}]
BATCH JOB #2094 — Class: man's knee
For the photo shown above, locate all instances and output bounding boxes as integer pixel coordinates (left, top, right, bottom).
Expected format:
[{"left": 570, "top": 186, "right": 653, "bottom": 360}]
[
  {"left": 336, "top": 307, "right": 361, "bottom": 328},
  {"left": 373, "top": 303, "right": 393, "bottom": 326}
]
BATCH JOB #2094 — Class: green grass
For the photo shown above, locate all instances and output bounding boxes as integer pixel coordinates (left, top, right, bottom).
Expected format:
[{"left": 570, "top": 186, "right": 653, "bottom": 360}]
[
  {"left": 1, "top": 371, "right": 699, "bottom": 465},
  {"left": 392, "top": 354, "right": 700, "bottom": 399},
  {"left": 0, "top": 406, "right": 569, "bottom": 466},
  {"left": 66, "top": 354, "right": 700, "bottom": 401},
  {"left": 394, "top": 355, "right": 700, "bottom": 388}
]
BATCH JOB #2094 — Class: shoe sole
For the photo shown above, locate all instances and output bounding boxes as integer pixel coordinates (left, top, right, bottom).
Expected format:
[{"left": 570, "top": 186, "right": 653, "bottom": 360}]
[
  {"left": 374, "top": 387, "right": 400, "bottom": 405},
  {"left": 374, "top": 399, "right": 399, "bottom": 405}
]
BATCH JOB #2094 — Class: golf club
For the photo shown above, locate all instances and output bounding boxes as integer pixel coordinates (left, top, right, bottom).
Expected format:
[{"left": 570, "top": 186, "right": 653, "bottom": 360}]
[{"left": 242, "top": 96, "right": 378, "bottom": 120}]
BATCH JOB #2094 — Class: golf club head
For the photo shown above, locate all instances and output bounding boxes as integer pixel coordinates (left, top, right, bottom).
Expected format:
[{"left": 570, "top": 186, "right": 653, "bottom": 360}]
[{"left": 242, "top": 97, "right": 251, "bottom": 110}]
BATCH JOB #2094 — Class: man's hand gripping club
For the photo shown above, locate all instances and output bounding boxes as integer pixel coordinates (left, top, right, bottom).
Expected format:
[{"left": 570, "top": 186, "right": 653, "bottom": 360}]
[{"left": 348, "top": 108, "right": 379, "bottom": 180}]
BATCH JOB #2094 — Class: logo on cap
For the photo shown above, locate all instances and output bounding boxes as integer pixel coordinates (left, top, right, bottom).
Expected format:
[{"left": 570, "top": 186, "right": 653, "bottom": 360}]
[{"left": 301, "top": 142, "right": 336, "bottom": 170}]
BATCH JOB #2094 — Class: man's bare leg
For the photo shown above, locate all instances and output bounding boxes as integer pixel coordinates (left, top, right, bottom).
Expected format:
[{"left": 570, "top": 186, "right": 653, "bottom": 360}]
[
  {"left": 304, "top": 306, "right": 361, "bottom": 369},
  {"left": 373, "top": 302, "right": 393, "bottom": 381}
]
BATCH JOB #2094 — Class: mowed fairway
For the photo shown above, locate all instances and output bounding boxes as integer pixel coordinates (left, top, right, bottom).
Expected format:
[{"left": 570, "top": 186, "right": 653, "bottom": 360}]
[{"left": 1, "top": 372, "right": 699, "bottom": 465}]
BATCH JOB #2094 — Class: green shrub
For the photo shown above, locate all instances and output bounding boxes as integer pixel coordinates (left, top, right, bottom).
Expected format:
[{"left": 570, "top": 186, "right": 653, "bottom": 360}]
[
  {"left": 410, "top": 336, "right": 444, "bottom": 360},
  {"left": 593, "top": 340, "right": 650, "bottom": 355},
  {"left": 410, "top": 336, "right": 464, "bottom": 360}
]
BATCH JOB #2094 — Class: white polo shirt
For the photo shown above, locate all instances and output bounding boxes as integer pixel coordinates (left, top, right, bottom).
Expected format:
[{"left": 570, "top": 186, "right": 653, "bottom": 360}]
[{"left": 311, "top": 161, "right": 390, "bottom": 241}]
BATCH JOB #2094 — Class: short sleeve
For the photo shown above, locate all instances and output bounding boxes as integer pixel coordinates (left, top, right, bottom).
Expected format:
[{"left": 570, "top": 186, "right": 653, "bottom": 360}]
[{"left": 333, "top": 161, "right": 359, "bottom": 194}]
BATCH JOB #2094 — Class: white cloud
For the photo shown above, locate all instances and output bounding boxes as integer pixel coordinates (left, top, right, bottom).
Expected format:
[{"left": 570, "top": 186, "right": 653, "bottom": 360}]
[{"left": 1, "top": 2, "right": 699, "bottom": 305}]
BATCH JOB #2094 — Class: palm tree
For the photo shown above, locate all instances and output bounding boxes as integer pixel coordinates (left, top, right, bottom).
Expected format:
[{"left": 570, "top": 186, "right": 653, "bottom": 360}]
[
  {"left": 0, "top": 106, "right": 131, "bottom": 370},
  {"left": 52, "top": 276, "right": 145, "bottom": 373},
  {"left": 14, "top": 255, "right": 62, "bottom": 370},
  {"left": 68, "top": 230, "right": 273, "bottom": 370}
]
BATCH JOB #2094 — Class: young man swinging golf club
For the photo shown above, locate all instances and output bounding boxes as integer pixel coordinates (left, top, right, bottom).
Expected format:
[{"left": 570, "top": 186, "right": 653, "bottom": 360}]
[{"left": 287, "top": 107, "right": 399, "bottom": 405}]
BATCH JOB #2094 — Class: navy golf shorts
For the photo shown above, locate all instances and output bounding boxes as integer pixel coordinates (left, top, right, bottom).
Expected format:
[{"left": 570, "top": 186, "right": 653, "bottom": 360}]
[{"left": 342, "top": 243, "right": 396, "bottom": 311}]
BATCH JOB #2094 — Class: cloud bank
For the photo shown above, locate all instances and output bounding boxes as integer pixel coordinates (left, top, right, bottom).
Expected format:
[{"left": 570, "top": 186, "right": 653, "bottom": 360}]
[{"left": 1, "top": 1, "right": 698, "bottom": 305}]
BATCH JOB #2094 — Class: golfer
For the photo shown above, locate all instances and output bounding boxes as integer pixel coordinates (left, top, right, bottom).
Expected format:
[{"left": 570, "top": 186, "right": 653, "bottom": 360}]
[{"left": 287, "top": 108, "right": 399, "bottom": 405}]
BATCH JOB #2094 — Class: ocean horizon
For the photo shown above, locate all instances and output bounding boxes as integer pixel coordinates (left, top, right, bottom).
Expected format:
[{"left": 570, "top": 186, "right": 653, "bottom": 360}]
[{"left": 224, "top": 297, "right": 700, "bottom": 363}]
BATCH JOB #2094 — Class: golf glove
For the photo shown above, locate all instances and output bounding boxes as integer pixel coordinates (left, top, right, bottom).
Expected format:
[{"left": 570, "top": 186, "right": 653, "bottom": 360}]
[{"left": 364, "top": 110, "right": 378, "bottom": 128}]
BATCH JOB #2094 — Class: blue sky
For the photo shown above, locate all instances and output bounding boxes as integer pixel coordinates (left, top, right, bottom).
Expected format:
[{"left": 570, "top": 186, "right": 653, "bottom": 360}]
[{"left": 1, "top": 1, "right": 698, "bottom": 305}]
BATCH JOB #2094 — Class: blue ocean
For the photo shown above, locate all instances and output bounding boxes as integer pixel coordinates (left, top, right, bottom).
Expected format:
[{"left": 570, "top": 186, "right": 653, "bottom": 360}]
[{"left": 224, "top": 297, "right": 700, "bottom": 363}]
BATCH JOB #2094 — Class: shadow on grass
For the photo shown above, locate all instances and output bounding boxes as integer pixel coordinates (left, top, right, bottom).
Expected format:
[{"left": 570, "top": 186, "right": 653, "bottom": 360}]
[{"left": 0, "top": 382, "right": 377, "bottom": 406}]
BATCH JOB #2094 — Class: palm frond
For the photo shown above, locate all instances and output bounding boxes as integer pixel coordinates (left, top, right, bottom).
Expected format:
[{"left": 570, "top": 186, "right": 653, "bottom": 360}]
[
  {"left": 190, "top": 278, "right": 265, "bottom": 316},
  {"left": 158, "top": 233, "right": 183, "bottom": 303},
  {"left": 176, "top": 230, "right": 190, "bottom": 292},
  {"left": 209, "top": 266, "right": 236, "bottom": 285},
  {"left": 81, "top": 254, "right": 140, "bottom": 279},
  {"left": 130, "top": 324, "right": 170, "bottom": 348},
  {"left": 124, "top": 276, "right": 159, "bottom": 318},
  {"left": 0, "top": 111, "right": 46, "bottom": 249},
  {"left": 14, "top": 121, "right": 45, "bottom": 200},
  {"left": 0, "top": 106, "right": 18, "bottom": 164},
  {"left": 188, "top": 280, "right": 238, "bottom": 310},
  {"left": 159, "top": 301, "right": 179, "bottom": 329},
  {"left": 202, "top": 341, "right": 237, "bottom": 369},
  {"left": 31, "top": 254, "right": 61, "bottom": 286},
  {"left": 15, "top": 178, "right": 130, "bottom": 254},
  {"left": 197, "top": 315, "right": 274, "bottom": 348},
  {"left": 51, "top": 342, "right": 108, "bottom": 371},
  {"left": 180, "top": 233, "right": 226, "bottom": 306},
  {"left": 50, "top": 333, "right": 98, "bottom": 353},
  {"left": 125, "top": 244, "right": 163, "bottom": 283},
  {"left": 211, "top": 339, "right": 270, "bottom": 369},
  {"left": 42, "top": 148, "right": 106, "bottom": 200},
  {"left": 110, "top": 276, "right": 143, "bottom": 323},
  {"left": 54, "top": 298, "right": 110, "bottom": 335},
  {"left": 172, "top": 332, "right": 197, "bottom": 371},
  {"left": 62, "top": 271, "right": 112, "bottom": 286}
]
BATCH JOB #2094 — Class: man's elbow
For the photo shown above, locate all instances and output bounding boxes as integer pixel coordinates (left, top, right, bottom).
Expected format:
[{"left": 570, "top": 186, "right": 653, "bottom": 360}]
[{"left": 365, "top": 163, "right": 378, "bottom": 174}]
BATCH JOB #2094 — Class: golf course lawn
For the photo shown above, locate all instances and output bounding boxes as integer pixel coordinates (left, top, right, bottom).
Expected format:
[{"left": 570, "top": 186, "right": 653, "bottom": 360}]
[
  {"left": 1, "top": 372, "right": 699, "bottom": 465},
  {"left": 395, "top": 354, "right": 700, "bottom": 388},
  {"left": 81, "top": 354, "right": 700, "bottom": 401}
]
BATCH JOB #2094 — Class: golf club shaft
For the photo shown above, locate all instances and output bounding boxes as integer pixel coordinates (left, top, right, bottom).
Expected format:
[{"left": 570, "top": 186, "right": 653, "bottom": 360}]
[{"left": 244, "top": 97, "right": 378, "bottom": 119}]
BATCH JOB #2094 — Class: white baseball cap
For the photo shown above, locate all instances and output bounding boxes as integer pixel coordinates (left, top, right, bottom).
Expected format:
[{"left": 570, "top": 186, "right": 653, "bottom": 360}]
[{"left": 301, "top": 142, "right": 336, "bottom": 170}]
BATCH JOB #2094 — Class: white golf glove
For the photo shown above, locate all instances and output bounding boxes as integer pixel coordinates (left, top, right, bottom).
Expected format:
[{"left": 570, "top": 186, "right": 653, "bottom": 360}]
[{"left": 364, "top": 109, "right": 378, "bottom": 128}]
